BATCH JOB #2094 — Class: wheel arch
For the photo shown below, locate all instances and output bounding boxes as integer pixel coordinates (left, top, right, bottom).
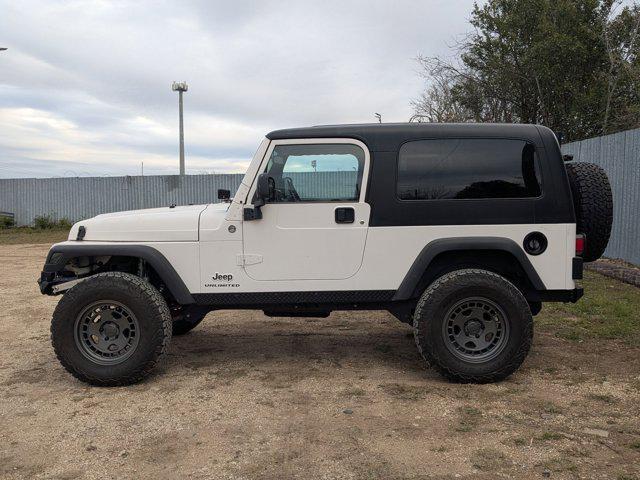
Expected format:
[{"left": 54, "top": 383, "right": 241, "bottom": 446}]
[
  {"left": 393, "top": 237, "right": 545, "bottom": 301},
  {"left": 42, "top": 244, "right": 194, "bottom": 305}
]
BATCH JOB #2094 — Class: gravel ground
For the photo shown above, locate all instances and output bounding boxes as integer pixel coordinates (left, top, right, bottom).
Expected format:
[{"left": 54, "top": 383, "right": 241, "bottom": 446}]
[{"left": 1, "top": 243, "right": 639, "bottom": 480}]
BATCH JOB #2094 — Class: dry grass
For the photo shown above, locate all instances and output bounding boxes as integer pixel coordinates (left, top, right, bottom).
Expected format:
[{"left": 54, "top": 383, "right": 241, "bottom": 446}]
[{"left": 0, "top": 227, "right": 68, "bottom": 245}]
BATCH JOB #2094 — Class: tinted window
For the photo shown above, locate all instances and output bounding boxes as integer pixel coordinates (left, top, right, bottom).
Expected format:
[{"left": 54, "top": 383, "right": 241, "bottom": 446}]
[
  {"left": 397, "top": 139, "right": 541, "bottom": 200},
  {"left": 263, "top": 144, "right": 364, "bottom": 202}
]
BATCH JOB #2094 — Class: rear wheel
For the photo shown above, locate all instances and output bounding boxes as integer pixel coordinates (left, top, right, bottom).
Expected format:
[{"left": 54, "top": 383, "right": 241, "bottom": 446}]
[
  {"left": 413, "top": 269, "right": 533, "bottom": 383},
  {"left": 51, "top": 272, "right": 172, "bottom": 386}
]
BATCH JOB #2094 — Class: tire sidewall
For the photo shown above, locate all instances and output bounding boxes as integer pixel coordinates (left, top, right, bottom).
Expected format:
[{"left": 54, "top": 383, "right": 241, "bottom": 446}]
[{"left": 415, "top": 270, "right": 532, "bottom": 381}]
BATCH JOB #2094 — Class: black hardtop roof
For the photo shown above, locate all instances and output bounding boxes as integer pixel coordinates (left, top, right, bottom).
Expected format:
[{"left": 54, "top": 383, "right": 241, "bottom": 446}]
[{"left": 266, "top": 123, "right": 552, "bottom": 151}]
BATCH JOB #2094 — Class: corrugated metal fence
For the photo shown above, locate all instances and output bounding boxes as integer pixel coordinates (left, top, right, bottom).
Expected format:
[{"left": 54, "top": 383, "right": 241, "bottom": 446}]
[
  {"left": 563, "top": 128, "right": 640, "bottom": 265},
  {"left": 0, "top": 171, "right": 358, "bottom": 226},
  {"left": 0, "top": 174, "right": 244, "bottom": 226}
]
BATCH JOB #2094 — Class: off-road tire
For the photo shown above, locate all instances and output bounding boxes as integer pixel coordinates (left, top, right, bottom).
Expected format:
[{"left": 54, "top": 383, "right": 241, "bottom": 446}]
[
  {"left": 413, "top": 269, "right": 533, "bottom": 383},
  {"left": 172, "top": 308, "right": 207, "bottom": 336},
  {"left": 565, "top": 162, "right": 613, "bottom": 262},
  {"left": 51, "top": 272, "right": 172, "bottom": 386}
]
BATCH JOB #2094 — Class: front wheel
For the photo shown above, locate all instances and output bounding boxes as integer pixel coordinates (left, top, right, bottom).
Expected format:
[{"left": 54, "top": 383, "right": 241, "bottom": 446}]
[
  {"left": 413, "top": 269, "right": 533, "bottom": 383},
  {"left": 51, "top": 272, "right": 172, "bottom": 386}
]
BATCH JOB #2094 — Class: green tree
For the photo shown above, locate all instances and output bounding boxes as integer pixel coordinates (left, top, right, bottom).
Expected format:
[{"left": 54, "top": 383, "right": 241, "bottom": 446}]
[{"left": 412, "top": 0, "right": 640, "bottom": 141}]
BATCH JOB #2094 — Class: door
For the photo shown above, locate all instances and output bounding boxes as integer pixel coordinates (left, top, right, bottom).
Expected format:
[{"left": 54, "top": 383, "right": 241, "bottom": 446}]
[{"left": 242, "top": 139, "right": 370, "bottom": 281}]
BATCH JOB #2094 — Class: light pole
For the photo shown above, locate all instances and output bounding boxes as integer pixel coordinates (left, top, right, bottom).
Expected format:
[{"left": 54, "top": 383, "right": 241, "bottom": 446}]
[
  {"left": 172, "top": 81, "right": 188, "bottom": 175},
  {"left": 374, "top": 112, "right": 382, "bottom": 123},
  {"left": 409, "top": 114, "right": 429, "bottom": 123}
]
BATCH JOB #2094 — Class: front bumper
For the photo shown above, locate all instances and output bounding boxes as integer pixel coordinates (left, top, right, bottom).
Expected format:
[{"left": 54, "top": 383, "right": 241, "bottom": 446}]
[
  {"left": 38, "top": 249, "right": 75, "bottom": 295},
  {"left": 38, "top": 271, "right": 54, "bottom": 294},
  {"left": 38, "top": 270, "right": 76, "bottom": 296}
]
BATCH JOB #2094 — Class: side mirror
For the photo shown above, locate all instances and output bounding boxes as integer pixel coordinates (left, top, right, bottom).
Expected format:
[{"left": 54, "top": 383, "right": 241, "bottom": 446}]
[
  {"left": 255, "top": 173, "right": 273, "bottom": 206},
  {"left": 244, "top": 173, "right": 273, "bottom": 221},
  {"left": 217, "top": 188, "right": 231, "bottom": 201}
]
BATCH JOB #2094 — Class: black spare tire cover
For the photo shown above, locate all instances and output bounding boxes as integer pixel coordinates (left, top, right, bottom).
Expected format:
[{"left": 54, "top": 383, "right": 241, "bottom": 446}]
[{"left": 564, "top": 162, "right": 613, "bottom": 262}]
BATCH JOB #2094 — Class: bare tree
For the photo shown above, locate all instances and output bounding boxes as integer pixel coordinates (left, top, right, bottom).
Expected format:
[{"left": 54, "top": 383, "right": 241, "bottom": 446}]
[
  {"left": 411, "top": 56, "right": 473, "bottom": 123},
  {"left": 602, "top": 1, "right": 640, "bottom": 133}
]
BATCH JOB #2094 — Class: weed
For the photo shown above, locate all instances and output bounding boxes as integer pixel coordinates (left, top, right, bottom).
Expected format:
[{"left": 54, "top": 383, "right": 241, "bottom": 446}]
[
  {"left": 455, "top": 405, "right": 482, "bottom": 432},
  {"left": 461, "top": 406, "right": 481, "bottom": 416},
  {"left": 539, "top": 431, "right": 563, "bottom": 441},
  {"left": 587, "top": 393, "right": 617, "bottom": 404},
  {"left": 512, "top": 437, "right": 527, "bottom": 446},
  {"left": 541, "top": 401, "right": 563, "bottom": 414},
  {"left": 541, "top": 456, "right": 578, "bottom": 473},
  {"left": 342, "top": 387, "right": 367, "bottom": 397},
  {"left": 471, "top": 447, "right": 508, "bottom": 471},
  {"left": 379, "top": 383, "right": 427, "bottom": 401}
]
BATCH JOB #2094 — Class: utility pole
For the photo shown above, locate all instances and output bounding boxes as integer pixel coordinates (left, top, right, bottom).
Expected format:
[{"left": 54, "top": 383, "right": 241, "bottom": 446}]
[{"left": 172, "top": 81, "right": 188, "bottom": 175}]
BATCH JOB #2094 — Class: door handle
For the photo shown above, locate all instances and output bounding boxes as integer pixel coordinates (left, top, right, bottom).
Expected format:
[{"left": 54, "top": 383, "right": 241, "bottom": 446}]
[{"left": 335, "top": 207, "right": 355, "bottom": 224}]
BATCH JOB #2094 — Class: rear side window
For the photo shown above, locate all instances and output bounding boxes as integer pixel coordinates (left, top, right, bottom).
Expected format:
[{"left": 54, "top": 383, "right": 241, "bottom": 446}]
[{"left": 397, "top": 139, "right": 542, "bottom": 200}]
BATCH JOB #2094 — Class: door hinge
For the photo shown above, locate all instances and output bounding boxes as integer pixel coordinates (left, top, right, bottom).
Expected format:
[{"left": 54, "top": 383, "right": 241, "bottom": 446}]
[{"left": 236, "top": 254, "right": 263, "bottom": 266}]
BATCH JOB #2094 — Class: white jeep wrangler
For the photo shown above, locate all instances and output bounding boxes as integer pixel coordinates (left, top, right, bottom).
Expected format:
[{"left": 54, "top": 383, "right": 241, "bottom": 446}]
[{"left": 39, "top": 123, "right": 613, "bottom": 386}]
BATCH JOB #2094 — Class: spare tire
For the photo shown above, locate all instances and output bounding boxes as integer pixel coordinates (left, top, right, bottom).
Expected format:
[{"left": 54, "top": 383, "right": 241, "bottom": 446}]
[{"left": 565, "top": 162, "right": 613, "bottom": 262}]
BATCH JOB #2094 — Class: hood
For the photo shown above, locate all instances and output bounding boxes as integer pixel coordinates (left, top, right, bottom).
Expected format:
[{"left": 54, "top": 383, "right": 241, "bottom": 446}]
[{"left": 68, "top": 204, "right": 225, "bottom": 242}]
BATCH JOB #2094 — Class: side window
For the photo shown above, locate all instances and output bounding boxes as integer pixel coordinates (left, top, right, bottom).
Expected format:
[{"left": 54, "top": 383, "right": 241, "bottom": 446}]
[
  {"left": 263, "top": 143, "right": 365, "bottom": 202},
  {"left": 397, "top": 139, "right": 542, "bottom": 200}
]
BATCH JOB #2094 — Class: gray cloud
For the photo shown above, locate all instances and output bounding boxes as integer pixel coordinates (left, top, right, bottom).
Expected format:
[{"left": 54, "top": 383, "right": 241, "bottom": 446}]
[{"left": 0, "top": 0, "right": 477, "bottom": 178}]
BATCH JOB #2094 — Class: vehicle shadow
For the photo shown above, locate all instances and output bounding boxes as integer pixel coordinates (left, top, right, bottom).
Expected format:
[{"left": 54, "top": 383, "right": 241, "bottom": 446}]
[{"left": 166, "top": 315, "right": 428, "bottom": 378}]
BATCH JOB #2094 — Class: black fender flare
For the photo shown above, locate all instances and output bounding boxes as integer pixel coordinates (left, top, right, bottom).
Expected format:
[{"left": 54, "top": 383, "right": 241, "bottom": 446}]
[
  {"left": 41, "top": 244, "right": 194, "bottom": 304},
  {"left": 393, "top": 237, "right": 546, "bottom": 301}
]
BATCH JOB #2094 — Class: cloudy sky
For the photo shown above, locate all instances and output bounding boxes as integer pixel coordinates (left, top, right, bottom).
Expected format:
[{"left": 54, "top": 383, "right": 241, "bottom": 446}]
[{"left": 0, "top": 0, "right": 478, "bottom": 178}]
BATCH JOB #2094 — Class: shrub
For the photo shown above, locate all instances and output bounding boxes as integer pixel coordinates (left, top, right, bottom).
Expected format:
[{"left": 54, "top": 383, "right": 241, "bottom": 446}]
[
  {"left": 0, "top": 215, "right": 15, "bottom": 229},
  {"left": 33, "top": 215, "right": 73, "bottom": 230},
  {"left": 57, "top": 217, "right": 73, "bottom": 229},
  {"left": 34, "top": 215, "right": 56, "bottom": 229}
]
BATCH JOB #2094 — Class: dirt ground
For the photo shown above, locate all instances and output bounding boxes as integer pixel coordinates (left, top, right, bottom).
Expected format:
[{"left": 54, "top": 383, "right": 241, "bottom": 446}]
[{"left": 1, "top": 244, "right": 639, "bottom": 480}]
